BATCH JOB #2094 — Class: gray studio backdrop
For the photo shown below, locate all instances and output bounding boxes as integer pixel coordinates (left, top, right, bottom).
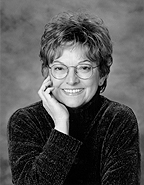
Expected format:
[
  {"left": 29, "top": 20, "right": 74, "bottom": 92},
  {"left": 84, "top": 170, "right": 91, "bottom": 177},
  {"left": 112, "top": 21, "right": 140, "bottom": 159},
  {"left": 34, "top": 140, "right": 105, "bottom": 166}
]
[{"left": 1, "top": 0, "right": 144, "bottom": 184}]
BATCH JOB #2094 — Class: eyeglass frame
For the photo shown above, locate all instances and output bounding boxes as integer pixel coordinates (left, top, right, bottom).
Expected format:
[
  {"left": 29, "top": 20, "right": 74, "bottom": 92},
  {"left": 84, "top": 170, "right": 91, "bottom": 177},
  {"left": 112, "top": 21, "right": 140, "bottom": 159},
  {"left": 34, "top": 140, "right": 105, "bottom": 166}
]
[{"left": 48, "top": 61, "right": 99, "bottom": 80}]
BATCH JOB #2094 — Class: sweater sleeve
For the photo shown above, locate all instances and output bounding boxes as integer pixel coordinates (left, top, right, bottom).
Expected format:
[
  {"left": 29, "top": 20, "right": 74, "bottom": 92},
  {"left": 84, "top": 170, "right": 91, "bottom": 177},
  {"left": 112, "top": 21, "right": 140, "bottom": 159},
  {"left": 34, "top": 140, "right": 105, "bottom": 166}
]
[
  {"left": 100, "top": 105, "right": 141, "bottom": 185},
  {"left": 7, "top": 109, "right": 82, "bottom": 185}
]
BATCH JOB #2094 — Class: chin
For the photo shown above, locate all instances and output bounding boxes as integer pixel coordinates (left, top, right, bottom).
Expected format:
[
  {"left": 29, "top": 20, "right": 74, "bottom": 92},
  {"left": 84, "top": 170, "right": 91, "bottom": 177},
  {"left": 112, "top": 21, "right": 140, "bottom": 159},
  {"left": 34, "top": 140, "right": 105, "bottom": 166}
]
[
  {"left": 68, "top": 105, "right": 81, "bottom": 108},
  {"left": 62, "top": 100, "right": 85, "bottom": 108},
  {"left": 64, "top": 102, "right": 81, "bottom": 108}
]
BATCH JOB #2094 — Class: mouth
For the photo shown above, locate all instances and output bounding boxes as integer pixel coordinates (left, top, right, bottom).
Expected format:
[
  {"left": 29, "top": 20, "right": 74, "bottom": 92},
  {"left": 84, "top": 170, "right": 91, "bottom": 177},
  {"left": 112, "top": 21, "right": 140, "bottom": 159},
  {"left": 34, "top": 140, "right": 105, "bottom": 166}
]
[{"left": 62, "top": 88, "right": 84, "bottom": 96}]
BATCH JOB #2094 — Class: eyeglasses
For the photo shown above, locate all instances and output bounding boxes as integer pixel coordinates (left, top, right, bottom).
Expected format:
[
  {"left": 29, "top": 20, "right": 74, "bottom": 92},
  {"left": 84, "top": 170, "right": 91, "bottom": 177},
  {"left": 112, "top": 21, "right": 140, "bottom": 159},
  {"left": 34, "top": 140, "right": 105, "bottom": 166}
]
[{"left": 48, "top": 63, "right": 99, "bottom": 80}]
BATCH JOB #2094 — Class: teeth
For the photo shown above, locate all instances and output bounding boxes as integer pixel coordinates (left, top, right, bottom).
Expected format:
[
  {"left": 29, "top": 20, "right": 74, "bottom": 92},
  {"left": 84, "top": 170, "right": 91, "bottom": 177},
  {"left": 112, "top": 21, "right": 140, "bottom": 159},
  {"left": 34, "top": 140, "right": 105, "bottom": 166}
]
[{"left": 64, "top": 89, "right": 82, "bottom": 93}]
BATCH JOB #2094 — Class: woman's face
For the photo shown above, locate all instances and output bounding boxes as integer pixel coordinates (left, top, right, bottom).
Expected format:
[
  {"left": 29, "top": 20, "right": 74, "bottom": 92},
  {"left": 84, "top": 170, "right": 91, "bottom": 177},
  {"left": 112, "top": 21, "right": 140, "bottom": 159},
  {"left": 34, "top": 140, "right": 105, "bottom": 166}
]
[{"left": 49, "top": 45, "right": 104, "bottom": 108}]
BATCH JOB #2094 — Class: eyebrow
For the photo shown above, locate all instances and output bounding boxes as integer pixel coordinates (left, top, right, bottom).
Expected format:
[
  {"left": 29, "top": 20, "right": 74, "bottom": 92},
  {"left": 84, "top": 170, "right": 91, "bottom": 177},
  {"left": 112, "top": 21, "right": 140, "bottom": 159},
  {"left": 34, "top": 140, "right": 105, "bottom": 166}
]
[{"left": 52, "top": 59, "right": 92, "bottom": 65}]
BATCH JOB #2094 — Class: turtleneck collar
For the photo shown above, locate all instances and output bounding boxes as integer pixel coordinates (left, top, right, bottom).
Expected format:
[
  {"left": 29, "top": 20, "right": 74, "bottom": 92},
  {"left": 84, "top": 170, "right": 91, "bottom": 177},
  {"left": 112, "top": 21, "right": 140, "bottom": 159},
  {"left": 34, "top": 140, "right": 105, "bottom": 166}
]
[{"left": 66, "top": 91, "right": 101, "bottom": 114}]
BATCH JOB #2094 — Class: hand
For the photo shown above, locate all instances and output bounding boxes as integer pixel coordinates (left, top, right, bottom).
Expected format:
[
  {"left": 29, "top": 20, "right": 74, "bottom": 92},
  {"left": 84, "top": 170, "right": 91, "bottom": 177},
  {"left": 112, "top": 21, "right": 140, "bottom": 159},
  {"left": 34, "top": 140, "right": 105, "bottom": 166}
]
[{"left": 38, "top": 76, "right": 69, "bottom": 135}]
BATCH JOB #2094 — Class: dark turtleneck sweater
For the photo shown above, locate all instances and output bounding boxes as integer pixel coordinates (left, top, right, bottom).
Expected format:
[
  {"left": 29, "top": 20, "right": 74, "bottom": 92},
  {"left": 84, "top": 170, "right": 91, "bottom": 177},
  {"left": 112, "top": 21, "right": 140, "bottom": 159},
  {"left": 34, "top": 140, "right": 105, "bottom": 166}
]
[
  {"left": 7, "top": 94, "right": 141, "bottom": 185},
  {"left": 68, "top": 92, "right": 102, "bottom": 142}
]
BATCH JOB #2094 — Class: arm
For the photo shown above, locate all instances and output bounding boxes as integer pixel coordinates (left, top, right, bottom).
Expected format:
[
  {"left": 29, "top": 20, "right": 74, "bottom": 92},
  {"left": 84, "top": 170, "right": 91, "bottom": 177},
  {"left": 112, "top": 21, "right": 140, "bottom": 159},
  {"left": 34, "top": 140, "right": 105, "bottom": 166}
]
[
  {"left": 7, "top": 110, "right": 82, "bottom": 185},
  {"left": 100, "top": 106, "right": 141, "bottom": 185}
]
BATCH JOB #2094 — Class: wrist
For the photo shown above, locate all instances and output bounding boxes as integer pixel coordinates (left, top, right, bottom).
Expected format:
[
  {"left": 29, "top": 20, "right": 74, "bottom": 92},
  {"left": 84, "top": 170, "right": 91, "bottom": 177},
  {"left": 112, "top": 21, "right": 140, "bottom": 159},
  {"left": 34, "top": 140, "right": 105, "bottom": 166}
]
[{"left": 55, "top": 119, "right": 69, "bottom": 135}]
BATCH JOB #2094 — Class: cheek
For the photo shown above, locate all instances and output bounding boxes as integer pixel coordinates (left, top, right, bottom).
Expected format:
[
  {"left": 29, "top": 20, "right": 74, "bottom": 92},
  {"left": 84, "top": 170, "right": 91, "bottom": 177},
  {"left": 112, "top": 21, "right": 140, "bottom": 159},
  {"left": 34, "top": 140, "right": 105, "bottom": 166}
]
[
  {"left": 52, "top": 80, "right": 60, "bottom": 87},
  {"left": 50, "top": 77, "right": 63, "bottom": 96},
  {"left": 50, "top": 73, "right": 62, "bottom": 87},
  {"left": 85, "top": 75, "right": 100, "bottom": 95},
  {"left": 86, "top": 82, "right": 98, "bottom": 95}
]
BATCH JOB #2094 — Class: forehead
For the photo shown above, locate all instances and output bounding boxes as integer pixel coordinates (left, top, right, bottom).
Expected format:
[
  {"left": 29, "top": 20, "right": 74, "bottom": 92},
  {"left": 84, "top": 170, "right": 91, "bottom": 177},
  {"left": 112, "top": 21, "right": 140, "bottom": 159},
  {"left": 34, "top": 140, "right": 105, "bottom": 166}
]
[{"left": 54, "top": 44, "right": 89, "bottom": 65}]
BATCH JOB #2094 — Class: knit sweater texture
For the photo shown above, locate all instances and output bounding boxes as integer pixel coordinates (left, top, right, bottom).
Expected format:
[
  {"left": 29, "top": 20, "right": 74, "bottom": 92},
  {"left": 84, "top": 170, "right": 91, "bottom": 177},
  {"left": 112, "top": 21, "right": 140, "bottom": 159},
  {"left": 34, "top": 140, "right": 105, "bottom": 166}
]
[{"left": 7, "top": 95, "right": 141, "bottom": 185}]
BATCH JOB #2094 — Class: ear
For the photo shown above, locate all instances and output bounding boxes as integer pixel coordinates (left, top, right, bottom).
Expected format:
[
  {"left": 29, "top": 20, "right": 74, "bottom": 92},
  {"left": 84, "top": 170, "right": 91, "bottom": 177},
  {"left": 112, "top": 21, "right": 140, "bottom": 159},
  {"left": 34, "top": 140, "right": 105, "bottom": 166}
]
[
  {"left": 43, "top": 67, "right": 49, "bottom": 79},
  {"left": 99, "top": 75, "right": 107, "bottom": 86}
]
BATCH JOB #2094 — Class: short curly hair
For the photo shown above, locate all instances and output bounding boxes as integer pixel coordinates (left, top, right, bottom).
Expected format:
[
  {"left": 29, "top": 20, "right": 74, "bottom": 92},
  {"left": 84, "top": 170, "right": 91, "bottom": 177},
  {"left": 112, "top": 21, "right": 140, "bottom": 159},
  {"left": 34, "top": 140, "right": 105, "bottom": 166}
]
[{"left": 39, "top": 11, "right": 113, "bottom": 93}]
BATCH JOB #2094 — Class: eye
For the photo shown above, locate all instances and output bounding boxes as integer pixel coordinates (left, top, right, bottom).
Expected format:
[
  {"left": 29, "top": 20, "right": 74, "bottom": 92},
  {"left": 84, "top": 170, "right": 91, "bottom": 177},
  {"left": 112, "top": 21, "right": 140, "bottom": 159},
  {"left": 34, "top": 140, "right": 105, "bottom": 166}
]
[
  {"left": 54, "top": 67, "right": 63, "bottom": 71},
  {"left": 53, "top": 65, "right": 66, "bottom": 71},
  {"left": 78, "top": 65, "right": 92, "bottom": 72},
  {"left": 52, "top": 65, "right": 67, "bottom": 74}
]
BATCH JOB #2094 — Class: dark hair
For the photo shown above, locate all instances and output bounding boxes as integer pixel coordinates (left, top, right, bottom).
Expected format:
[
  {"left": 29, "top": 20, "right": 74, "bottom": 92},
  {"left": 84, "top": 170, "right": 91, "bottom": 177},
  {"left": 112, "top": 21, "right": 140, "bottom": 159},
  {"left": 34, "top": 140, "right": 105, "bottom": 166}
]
[{"left": 39, "top": 11, "right": 113, "bottom": 92}]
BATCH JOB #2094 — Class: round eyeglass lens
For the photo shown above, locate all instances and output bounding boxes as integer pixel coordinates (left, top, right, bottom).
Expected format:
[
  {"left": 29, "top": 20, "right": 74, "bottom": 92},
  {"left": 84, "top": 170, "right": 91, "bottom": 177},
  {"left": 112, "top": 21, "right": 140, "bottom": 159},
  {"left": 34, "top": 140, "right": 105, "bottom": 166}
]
[
  {"left": 51, "top": 64, "right": 67, "bottom": 79},
  {"left": 76, "top": 64, "right": 92, "bottom": 79}
]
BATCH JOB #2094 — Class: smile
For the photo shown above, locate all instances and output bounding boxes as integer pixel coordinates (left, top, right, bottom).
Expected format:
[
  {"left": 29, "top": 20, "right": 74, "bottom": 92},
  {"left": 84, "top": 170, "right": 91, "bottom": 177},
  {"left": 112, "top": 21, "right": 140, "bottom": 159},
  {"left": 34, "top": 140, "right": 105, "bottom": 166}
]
[{"left": 62, "top": 88, "right": 84, "bottom": 95}]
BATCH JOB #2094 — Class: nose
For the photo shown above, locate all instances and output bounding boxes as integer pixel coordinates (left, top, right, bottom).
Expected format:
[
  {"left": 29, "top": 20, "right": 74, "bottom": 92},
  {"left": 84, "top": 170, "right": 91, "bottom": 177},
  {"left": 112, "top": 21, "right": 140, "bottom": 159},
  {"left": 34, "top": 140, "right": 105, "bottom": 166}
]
[{"left": 65, "top": 68, "right": 80, "bottom": 85}]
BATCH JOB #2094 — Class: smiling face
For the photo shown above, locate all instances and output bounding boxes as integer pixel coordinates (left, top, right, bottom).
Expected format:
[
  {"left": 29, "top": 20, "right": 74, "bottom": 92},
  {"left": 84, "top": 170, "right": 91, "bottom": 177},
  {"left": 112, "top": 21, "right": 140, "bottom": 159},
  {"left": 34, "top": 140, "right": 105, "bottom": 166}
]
[{"left": 49, "top": 45, "right": 105, "bottom": 108}]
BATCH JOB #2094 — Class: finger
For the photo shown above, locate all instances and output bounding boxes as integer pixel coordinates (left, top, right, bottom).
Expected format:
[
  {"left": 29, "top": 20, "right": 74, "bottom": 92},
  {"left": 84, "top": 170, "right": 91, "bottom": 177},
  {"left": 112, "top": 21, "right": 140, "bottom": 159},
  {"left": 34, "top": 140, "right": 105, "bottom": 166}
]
[
  {"left": 38, "top": 89, "right": 51, "bottom": 112},
  {"left": 44, "top": 86, "right": 55, "bottom": 93},
  {"left": 41, "top": 80, "right": 53, "bottom": 92},
  {"left": 43, "top": 76, "right": 51, "bottom": 84},
  {"left": 43, "top": 79, "right": 53, "bottom": 91},
  {"left": 38, "top": 87, "right": 47, "bottom": 101},
  {"left": 39, "top": 84, "right": 55, "bottom": 102},
  {"left": 38, "top": 87, "right": 55, "bottom": 120}
]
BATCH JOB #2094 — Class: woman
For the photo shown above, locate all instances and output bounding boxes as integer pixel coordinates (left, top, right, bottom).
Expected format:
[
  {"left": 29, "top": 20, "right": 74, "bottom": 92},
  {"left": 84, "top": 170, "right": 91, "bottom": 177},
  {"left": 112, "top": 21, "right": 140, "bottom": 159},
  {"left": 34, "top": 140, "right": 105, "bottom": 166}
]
[{"left": 7, "top": 12, "right": 141, "bottom": 184}]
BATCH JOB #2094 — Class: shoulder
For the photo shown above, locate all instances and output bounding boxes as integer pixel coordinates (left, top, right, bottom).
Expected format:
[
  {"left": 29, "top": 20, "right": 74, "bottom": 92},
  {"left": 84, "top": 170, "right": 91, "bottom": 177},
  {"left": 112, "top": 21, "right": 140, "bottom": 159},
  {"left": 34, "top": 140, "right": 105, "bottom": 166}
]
[
  {"left": 99, "top": 97, "right": 139, "bottom": 144},
  {"left": 9, "top": 101, "right": 43, "bottom": 120},
  {"left": 99, "top": 96, "right": 138, "bottom": 132},
  {"left": 8, "top": 101, "right": 53, "bottom": 130},
  {"left": 101, "top": 95, "right": 137, "bottom": 119}
]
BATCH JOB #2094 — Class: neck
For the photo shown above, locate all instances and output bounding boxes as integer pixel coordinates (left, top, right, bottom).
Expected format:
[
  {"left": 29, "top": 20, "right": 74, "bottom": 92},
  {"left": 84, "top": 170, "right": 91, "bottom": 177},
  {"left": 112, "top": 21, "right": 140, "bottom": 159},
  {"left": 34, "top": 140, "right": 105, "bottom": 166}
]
[{"left": 66, "top": 92, "right": 100, "bottom": 114}]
